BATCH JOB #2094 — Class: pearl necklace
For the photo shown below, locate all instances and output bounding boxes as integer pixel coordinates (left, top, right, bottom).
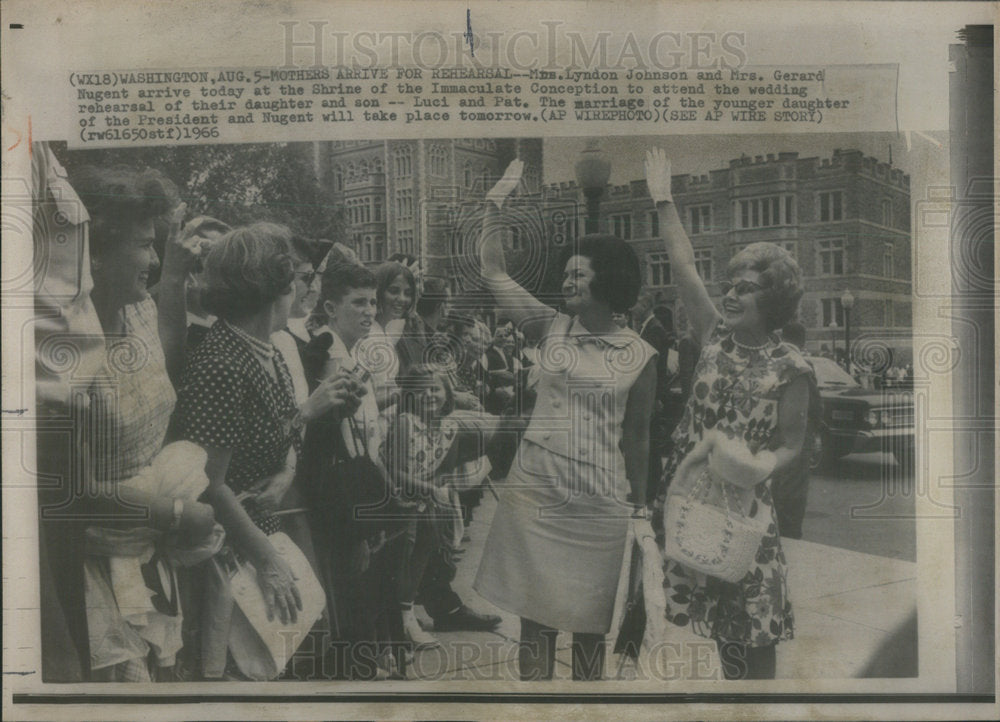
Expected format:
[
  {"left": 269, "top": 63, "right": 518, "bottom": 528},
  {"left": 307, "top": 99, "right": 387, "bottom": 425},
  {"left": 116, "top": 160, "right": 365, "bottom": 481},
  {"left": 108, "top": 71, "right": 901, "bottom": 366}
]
[
  {"left": 732, "top": 332, "right": 772, "bottom": 351},
  {"left": 225, "top": 320, "right": 275, "bottom": 361}
]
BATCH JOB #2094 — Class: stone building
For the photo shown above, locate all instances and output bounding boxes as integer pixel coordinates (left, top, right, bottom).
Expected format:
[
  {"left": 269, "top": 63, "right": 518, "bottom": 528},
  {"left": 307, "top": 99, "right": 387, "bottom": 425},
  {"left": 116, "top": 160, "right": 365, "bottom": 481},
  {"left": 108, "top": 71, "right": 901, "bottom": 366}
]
[
  {"left": 546, "top": 148, "right": 912, "bottom": 357},
  {"left": 312, "top": 138, "right": 544, "bottom": 285},
  {"left": 313, "top": 141, "right": 911, "bottom": 358}
]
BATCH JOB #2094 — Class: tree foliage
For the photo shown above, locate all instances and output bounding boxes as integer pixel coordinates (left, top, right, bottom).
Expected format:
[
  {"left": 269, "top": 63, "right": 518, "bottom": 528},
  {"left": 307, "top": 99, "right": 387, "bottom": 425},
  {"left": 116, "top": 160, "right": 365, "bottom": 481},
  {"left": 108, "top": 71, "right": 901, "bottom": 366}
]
[{"left": 52, "top": 141, "right": 344, "bottom": 241}]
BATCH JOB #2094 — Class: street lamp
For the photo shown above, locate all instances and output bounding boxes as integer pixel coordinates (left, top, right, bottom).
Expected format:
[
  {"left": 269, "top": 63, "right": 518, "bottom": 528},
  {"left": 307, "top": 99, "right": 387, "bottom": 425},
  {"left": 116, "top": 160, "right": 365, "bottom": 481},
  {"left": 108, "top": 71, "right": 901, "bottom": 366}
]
[
  {"left": 827, "top": 321, "right": 838, "bottom": 360},
  {"left": 841, "top": 289, "right": 855, "bottom": 373},
  {"left": 574, "top": 140, "right": 611, "bottom": 235}
]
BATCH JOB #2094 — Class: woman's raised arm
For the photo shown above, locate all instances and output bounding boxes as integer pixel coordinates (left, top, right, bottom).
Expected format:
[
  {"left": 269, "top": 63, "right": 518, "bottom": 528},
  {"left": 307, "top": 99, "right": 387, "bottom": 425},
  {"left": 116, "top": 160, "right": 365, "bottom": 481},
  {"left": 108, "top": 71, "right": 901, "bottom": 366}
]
[
  {"left": 645, "top": 149, "right": 720, "bottom": 347},
  {"left": 479, "top": 160, "right": 556, "bottom": 343}
]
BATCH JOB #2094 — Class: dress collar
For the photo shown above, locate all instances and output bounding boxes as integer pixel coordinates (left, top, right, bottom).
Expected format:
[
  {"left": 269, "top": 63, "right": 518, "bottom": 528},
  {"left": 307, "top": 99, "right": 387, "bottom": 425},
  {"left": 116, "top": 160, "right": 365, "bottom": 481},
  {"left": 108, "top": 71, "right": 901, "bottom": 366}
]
[
  {"left": 567, "top": 316, "right": 635, "bottom": 349},
  {"left": 287, "top": 316, "right": 311, "bottom": 343}
]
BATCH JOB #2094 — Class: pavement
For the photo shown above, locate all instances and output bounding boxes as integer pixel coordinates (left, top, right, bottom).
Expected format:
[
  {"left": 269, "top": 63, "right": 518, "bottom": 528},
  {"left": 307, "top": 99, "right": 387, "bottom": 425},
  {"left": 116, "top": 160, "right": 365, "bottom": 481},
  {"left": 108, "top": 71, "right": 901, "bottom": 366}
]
[{"left": 404, "top": 490, "right": 917, "bottom": 681}]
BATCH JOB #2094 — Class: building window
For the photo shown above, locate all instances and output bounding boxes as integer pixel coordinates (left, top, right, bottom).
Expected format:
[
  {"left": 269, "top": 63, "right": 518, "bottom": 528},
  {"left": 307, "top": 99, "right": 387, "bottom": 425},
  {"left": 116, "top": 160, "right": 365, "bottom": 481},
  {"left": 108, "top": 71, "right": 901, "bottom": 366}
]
[
  {"left": 883, "top": 242, "right": 894, "bottom": 278},
  {"left": 819, "top": 191, "right": 844, "bottom": 222},
  {"left": 332, "top": 165, "right": 344, "bottom": 192},
  {"left": 612, "top": 213, "right": 632, "bottom": 240},
  {"left": 694, "top": 249, "right": 713, "bottom": 281},
  {"left": 524, "top": 165, "right": 540, "bottom": 192},
  {"left": 688, "top": 204, "right": 711, "bottom": 235},
  {"left": 373, "top": 196, "right": 383, "bottom": 222},
  {"left": 363, "top": 235, "right": 374, "bottom": 262},
  {"left": 881, "top": 198, "right": 893, "bottom": 226},
  {"left": 818, "top": 238, "right": 846, "bottom": 275},
  {"left": 647, "top": 252, "right": 671, "bottom": 286},
  {"left": 884, "top": 299, "right": 894, "bottom": 326},
  {"left": 375, "top": 238, "right": 386, "bottom": 261},
  {"left": 429, "top": 144, "right": 448, "bottom": 176},
  {"left": 393, "top": 146, "right": 413, "bottom": 178},
  {"left": 647, "top": 210, "right": 659, "bottom": 238},
  {"left": 821, "top": 297, "right": 845, "bottom": 327},
  {"left": 398, "top": 229, "right": 415, "bottom": 256},
  {"left": 395, "top": 188, "right": 413, "bottom": 218},
  {"left": 463, "top": 162, "right": 473, "bottom": 188},
  {"left": 736, "top": 195, "right": 794, "bottom": 228}
]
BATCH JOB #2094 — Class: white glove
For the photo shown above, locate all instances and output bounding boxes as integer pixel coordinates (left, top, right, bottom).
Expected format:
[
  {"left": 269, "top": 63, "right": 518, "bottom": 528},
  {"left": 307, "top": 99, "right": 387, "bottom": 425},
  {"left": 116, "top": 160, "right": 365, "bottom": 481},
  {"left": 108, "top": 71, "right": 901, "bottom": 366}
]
[
  {"left": 644, "top": 148, "right": 674, "bottom": 205},
  {"left": 485, "top": 159, "right": 524, "bottom": 209},
  {"left": 708, "top": 436, "right": 777, "bottom": 488}
]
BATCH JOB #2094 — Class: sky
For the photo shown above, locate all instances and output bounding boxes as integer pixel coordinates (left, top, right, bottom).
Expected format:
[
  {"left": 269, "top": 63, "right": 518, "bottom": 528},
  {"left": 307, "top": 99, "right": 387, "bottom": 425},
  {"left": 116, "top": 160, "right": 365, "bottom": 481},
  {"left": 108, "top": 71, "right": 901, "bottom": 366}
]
[{"left": 542, "top": 132, "right": 948, "bottom": 187}]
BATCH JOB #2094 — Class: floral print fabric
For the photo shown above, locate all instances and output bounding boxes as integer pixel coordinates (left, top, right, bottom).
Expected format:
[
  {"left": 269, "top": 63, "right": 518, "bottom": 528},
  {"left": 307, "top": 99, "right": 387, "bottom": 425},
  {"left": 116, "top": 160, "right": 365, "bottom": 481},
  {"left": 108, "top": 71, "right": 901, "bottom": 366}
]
[{"left": 658, "top": 322, "right": 813, "bottom": 647}]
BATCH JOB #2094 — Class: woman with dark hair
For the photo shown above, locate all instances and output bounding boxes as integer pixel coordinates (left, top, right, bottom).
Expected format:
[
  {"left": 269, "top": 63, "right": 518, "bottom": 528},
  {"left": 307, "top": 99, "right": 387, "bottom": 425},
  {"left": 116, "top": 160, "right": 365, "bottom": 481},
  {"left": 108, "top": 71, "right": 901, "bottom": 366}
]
[
  {"left": 645, "top": 148, "right": 812, "bottom": 680},
  {"left": 172, "top": 223, "right": 356, "bottom": 678},
  {"left": 354, "top": 261, "right": 416, "bottom": 411},
  {"left": 473, "top": 160, "right": 658, "bottom": 681},
  {"left": 61, "top": 165, "right": 224, "bottom": 683}
]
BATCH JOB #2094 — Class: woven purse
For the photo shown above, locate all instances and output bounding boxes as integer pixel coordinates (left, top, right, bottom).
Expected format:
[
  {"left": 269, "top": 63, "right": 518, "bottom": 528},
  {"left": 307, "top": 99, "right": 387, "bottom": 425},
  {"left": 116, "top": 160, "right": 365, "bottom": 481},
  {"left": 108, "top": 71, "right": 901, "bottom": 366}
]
[{"left": 662, "top": 467, "right": 767, "bottom": 583}]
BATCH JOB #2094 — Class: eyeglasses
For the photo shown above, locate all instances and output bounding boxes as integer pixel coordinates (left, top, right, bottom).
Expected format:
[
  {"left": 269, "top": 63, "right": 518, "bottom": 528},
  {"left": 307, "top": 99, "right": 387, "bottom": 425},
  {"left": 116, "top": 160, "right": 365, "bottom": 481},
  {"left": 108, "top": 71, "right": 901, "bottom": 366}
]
[{"left": 720, "top": 279, "right": 764, "bottom": 296}]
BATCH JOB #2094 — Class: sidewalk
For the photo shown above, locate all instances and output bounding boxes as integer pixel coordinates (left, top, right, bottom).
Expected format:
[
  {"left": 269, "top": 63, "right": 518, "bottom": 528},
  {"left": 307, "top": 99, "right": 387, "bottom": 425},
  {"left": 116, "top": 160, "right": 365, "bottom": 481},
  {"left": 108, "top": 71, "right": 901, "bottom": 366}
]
[{"left": 405, "top": 491, "right": 917, "bottom": 681}]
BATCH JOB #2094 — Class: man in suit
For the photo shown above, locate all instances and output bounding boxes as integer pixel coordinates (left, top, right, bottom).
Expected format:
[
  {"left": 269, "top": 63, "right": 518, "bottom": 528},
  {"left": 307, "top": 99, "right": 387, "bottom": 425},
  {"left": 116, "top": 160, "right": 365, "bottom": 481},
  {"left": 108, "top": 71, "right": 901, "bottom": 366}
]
[
  {"left": 631, "top": 293, "right": 672, "bottom": 503},
  {"left": 396, "top": 276, "right": 450, "bottom": 376}
]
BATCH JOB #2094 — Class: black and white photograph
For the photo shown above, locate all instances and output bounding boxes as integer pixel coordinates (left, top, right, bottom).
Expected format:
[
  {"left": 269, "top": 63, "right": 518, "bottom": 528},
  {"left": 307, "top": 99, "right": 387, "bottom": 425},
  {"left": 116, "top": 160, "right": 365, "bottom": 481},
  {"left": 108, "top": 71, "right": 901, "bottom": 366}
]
[{"left": 2, "top": 2, "right": 995, "bottom": 720}]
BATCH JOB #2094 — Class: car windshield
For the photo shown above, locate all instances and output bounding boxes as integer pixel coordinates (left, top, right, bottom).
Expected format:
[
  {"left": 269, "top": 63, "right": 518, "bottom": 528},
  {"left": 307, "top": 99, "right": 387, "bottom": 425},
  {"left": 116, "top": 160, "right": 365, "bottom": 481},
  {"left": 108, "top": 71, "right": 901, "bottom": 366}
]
[{"left": 809, "top": 357, "right": 859, "bottom": 388}]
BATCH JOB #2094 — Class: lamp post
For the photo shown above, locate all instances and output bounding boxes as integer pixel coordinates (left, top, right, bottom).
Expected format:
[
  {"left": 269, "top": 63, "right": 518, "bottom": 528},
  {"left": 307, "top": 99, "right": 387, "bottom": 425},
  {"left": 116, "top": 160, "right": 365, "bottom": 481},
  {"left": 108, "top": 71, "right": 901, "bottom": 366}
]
[
  {"left": 574, "top": 140, "right": 611, "bottom": 235},
  {"left": 841, "top": 289, "right": 855, "bottom": 373},
  {"left": 827, "top": 321, "right": 838, "bottom": 360}
]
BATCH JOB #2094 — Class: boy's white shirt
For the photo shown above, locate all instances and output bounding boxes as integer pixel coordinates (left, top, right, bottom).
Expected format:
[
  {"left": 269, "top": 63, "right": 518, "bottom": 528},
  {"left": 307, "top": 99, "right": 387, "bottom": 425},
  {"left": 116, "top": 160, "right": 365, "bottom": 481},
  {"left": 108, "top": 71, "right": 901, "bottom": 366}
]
[{"left": 317, "top": 325, "right": 382, "bottom": 462}]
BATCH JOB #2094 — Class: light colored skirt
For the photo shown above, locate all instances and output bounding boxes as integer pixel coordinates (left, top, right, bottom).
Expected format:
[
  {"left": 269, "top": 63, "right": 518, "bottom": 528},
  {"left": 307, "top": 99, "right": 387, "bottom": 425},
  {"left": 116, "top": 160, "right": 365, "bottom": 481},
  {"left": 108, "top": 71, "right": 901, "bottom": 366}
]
[{"left": 474, "top": 441, "right": 632, "bottom": 634}]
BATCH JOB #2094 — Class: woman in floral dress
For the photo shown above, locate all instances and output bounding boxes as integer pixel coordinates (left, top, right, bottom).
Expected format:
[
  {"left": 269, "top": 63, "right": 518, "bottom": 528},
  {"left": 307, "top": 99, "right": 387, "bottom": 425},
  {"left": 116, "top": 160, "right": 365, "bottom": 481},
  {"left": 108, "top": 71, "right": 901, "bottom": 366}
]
[{"left": 645, "top": 149, "right": 814, "bottom": 680}]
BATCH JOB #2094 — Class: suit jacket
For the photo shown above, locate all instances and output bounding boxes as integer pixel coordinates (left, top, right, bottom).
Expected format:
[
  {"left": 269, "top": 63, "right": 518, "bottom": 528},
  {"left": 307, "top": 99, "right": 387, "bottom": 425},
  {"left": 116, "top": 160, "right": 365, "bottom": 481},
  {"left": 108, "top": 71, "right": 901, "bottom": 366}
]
[
  {"left": 638, "top": 315, "right": 671, "bottom": 402},
  {"left": 395, "top": 315, "right": 434, "bottom": 377}
]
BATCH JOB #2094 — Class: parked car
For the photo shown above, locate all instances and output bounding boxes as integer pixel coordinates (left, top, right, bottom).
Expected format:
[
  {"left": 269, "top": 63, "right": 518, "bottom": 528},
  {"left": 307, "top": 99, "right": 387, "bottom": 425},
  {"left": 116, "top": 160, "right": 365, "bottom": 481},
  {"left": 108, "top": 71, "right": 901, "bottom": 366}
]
[{"left": 808, "top": 355, "right": 915, "bottom": 467}]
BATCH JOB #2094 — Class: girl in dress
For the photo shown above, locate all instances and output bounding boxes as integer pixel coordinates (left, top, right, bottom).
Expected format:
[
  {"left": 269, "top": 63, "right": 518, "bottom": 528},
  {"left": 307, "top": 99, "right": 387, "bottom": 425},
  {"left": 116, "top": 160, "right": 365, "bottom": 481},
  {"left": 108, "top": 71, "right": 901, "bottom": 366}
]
[{"left": 385, "top": 365, "right": 501, "bottom": 654}]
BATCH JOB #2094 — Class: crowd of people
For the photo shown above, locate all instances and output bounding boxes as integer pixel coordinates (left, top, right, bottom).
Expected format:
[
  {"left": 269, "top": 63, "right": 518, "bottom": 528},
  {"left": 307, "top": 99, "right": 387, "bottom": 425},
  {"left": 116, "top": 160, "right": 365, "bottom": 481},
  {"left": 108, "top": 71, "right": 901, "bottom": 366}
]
[{"left": 39, "top": 149, "right": 818, "bottom": 684}]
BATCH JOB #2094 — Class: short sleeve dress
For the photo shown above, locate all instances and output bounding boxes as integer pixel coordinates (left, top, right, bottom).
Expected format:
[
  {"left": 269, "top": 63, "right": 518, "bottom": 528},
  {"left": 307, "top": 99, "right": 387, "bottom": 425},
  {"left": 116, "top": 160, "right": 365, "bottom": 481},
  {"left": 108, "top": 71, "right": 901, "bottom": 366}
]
[
  {"left": 657, "top": 322, "right": 813, "bottom": 647},
  {"left": 173, "top": 321, "right": 300, "bottom": 535}
]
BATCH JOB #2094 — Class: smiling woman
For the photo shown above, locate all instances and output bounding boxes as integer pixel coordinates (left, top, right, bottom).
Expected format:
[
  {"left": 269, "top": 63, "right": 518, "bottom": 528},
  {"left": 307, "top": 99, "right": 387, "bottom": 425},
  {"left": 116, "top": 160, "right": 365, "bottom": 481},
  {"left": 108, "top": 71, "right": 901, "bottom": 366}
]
[
  {"left": 645, "top": 148, "right": 814, "bottom": 680},
  {"left": 474, "top": 159, "right": 658, "bottom": 682},
  {"left": 62, "top": 165, "right": 221, "bottom": 683}
]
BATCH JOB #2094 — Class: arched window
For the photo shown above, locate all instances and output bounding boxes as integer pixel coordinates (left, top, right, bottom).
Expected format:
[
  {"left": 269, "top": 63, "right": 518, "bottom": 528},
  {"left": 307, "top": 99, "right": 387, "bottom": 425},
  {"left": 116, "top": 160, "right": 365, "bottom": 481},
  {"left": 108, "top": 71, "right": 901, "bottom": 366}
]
[
  {"left": 463, "top": 161, "right": 473, "bottom": 188},
  {"left": 393, "top": 146, "right": 413, "bottom": 178},
  {"left": 429, "top": 144, "right": 448, "bottom": 176},
  {"left": 332, "top": 165, "right": 344, "bottom": 192}
]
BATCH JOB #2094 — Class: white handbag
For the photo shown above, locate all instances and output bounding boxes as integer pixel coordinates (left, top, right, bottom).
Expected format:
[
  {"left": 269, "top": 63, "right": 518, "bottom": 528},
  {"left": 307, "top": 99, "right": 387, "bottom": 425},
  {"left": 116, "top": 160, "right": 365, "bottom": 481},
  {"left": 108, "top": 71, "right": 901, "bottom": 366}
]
[
  {"left": 662, "top": 467, "right": 767, "bottom": 583},
  {"left": 220, "top": 533, "right": 326, "bottom": 680}
]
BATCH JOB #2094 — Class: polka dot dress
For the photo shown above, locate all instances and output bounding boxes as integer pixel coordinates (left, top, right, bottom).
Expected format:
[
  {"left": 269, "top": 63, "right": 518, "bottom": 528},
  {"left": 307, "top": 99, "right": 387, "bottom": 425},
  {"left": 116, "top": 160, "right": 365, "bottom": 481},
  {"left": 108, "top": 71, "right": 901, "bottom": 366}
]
[{"left": 174, "top": 321, "right": 300, "bottom": 535}]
